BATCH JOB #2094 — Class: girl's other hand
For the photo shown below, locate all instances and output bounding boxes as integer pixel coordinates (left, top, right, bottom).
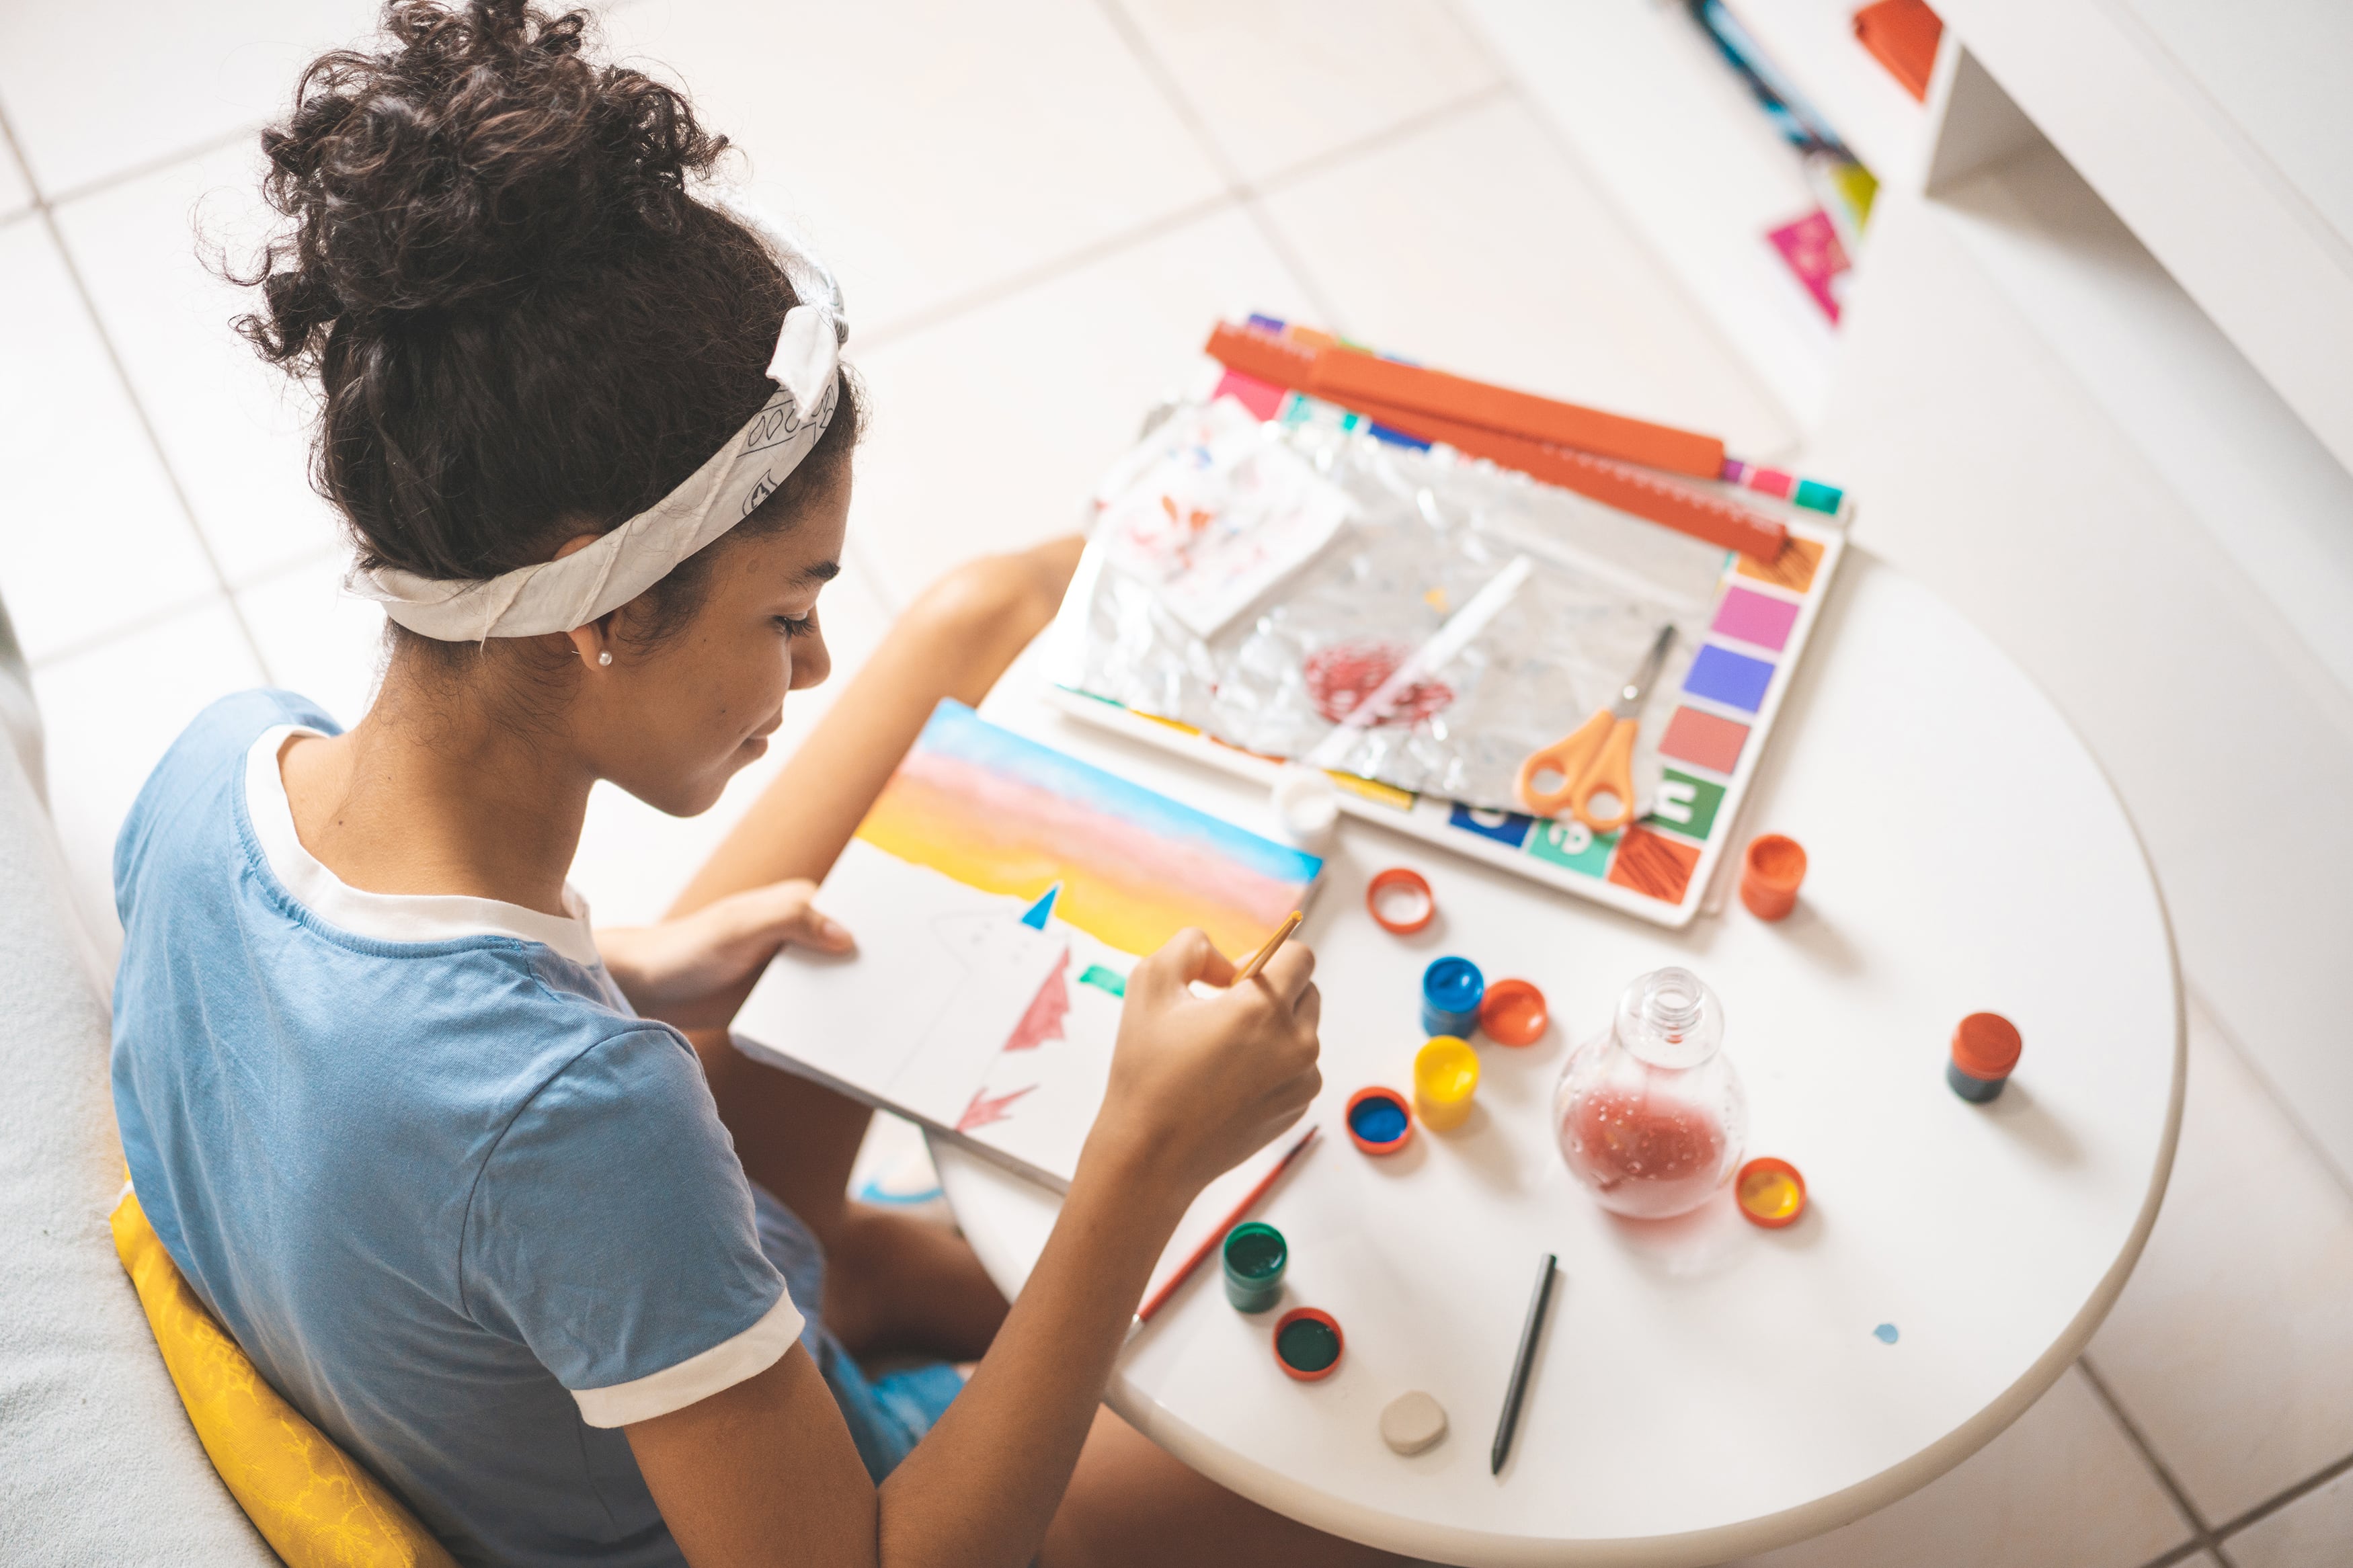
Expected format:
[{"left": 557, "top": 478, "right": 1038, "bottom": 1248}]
[
  {"left": 599, "top": 879, "right": 855, "bottom": 1031},
  {"left": 1084, "top": 929, "right": 1322, "bottom": 1213}
]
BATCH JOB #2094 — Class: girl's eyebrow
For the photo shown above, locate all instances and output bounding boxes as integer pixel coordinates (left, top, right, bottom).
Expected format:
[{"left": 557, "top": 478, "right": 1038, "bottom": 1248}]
[{"left": 797, "top": 559, "right": 841, "bottom": 585}]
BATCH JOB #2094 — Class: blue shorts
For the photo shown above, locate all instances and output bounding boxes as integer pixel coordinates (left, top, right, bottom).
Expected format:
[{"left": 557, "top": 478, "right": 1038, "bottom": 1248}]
[{"left": 750, "top": 1184, "right": 965, "bottom": 1479}]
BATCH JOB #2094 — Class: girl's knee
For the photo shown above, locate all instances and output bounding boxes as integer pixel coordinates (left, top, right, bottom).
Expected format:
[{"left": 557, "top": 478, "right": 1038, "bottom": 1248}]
[{"left": 905, "top": 537, "right": 1083, "bottom": 646}]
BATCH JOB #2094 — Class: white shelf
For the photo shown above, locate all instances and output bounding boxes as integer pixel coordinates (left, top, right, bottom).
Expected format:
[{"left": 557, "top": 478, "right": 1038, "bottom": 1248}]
[{"left": 1934, "top": 0, "right": 2353, "bottom": 479}]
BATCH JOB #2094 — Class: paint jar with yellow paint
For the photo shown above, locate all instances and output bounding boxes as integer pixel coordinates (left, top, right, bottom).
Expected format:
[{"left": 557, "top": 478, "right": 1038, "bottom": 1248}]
[{"left": 1413, "top": 1036, "right": 1480, "bottom": 1131}]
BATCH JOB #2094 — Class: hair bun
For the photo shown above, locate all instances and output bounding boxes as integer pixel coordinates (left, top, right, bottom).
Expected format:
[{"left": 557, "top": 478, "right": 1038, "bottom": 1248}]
[{"left": 243, "top": 0, "right": 726, "bottom": 362}]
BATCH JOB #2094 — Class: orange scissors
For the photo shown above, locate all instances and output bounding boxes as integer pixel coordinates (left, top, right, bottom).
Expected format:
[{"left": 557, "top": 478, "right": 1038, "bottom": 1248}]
[{"left": 1515, "top": 625, "right": 1676, "bottom": 833}]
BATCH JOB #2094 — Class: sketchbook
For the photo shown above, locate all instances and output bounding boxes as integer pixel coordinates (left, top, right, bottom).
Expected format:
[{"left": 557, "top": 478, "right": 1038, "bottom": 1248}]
[{"left": 731, "top": 701, "right": 1324, "bottom": 1303}]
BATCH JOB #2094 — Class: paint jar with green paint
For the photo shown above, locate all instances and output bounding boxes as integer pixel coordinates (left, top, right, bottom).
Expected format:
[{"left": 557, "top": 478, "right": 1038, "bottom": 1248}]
[{"left": 1222, "top": 1222, "right": 1287, "bottom": 1313}]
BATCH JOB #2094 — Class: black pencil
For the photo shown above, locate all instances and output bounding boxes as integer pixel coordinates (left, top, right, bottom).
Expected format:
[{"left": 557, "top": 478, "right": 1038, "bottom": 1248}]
[{"left": 1490, "top": 1252, "right": 1558, "bottom": 1475}]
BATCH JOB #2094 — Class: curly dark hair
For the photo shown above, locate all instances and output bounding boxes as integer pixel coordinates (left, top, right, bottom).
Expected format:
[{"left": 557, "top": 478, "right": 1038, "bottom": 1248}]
[{"left": 235, "top": 0, "right": 859, "bottom": 643}]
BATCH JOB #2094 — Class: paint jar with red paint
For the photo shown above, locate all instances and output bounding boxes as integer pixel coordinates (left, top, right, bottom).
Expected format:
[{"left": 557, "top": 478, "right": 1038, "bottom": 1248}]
[{"left": 1555, "top": 966, "right": 1747, "bottom": 1219}]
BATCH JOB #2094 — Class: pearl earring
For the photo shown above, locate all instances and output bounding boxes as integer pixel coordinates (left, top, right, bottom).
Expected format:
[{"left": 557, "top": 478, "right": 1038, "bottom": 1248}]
[{"left": 598, "top": 650, "right": 612, "bottom": 667}]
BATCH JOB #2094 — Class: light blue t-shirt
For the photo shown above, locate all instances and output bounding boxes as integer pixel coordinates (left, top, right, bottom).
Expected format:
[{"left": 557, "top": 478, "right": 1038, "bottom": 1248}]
[{"left": 110, "top": 691, "right": 805, "bottom": 1567}]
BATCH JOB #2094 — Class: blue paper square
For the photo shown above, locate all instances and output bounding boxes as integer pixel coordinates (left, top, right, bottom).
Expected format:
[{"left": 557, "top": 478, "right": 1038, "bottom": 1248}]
[
  {"left": 1449, "top": 802, "right": 1533, "bottom": 848},
  {"left": 1683, "top": 645, "right": 1776, "bottom": 714}
]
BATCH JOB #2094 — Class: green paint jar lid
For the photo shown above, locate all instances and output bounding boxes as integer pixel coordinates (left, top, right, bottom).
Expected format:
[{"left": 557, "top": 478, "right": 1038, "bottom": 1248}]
[{"left": 1274, "top": 1307, "right": 1344, "bottom": 1381}]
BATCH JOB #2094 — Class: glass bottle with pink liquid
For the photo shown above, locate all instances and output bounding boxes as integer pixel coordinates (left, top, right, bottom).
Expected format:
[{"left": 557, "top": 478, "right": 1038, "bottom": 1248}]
[{"left": 1556, "top": 966, "right": 1747, "bottom": 1219}]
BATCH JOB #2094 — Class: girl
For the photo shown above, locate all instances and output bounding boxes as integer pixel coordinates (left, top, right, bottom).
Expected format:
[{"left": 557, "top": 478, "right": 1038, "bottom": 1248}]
[{"left": 108, "top": 4, "right": 1408, "bottom": 1565}]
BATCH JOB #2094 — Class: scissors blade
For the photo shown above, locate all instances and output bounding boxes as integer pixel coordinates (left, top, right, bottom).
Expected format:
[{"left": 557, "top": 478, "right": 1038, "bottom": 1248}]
[{"left": 1609, "top": 624, "right": 1677, "bottom": 719}]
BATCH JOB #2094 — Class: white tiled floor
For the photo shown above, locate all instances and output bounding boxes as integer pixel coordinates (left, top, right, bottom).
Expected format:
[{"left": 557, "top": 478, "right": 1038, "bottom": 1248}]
[{"left": 5, "top": 5, "right": 2350, "bottom": 1565}]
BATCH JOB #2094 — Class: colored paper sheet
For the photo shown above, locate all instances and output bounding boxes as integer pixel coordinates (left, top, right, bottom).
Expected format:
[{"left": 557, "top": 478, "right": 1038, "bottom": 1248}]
[
  {"left": 1527, "top": 818, "right": 1617, "bottom": 877},
  {"left": 1213, "top": 368, "right": 1285, "bottom": 421},
  {"left": 1645, "top": 768, "right": 1726, "bottom": 841},
  {"left": 1606, "top": 827, "right": 1702, "bottom": 903},
  {"left": 1712, "top": 585, "right": 1801, "bottom": 652},
  {"left": 1657, "top": 707, "right": 1751, "bottom": 775},
  {"left": 1683, "top": 645, "right": 1778, "bottom": 714},
  {"left": 1449, "top": 802, "right": 1533, "bottom": 848},
  {"left": 1737, "top": 534, "right": 1825, "bottom": 595}
]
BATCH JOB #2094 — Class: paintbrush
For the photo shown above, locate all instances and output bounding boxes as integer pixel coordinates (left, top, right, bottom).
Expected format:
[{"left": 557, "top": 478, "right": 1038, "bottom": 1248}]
[{"left": 1232, "top": 909, "right": 1303, "bottom": 985}]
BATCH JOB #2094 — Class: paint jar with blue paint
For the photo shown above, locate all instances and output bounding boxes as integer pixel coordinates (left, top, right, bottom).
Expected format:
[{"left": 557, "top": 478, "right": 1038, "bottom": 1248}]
[
  {"left": 1421, "top": 956, "right": 1484, "bottom": 1038},
  {"left": 1222, "top": 1222, "right": 1288, "bottom": 1313}
]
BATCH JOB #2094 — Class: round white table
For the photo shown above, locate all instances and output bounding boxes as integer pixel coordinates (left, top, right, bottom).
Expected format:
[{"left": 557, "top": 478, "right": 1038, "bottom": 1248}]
[{"left": 932, "top": 551, "right": 2183, "bottom": 1567}]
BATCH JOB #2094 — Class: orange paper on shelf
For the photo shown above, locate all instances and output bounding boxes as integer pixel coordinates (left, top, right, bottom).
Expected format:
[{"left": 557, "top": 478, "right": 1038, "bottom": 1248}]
[{"left": 1852, "top": 0, "right": 1942, "bottom": 104}]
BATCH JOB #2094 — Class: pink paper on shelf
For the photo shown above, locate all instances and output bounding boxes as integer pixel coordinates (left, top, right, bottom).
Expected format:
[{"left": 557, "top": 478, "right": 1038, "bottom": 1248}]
[{"left": 1767, "top": 210, "right": 1850, "bottom": 325}]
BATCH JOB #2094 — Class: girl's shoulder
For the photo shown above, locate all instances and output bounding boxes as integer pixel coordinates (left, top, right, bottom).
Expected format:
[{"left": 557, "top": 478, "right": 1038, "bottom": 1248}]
[{"left": 115, "top": 690, "right": 337, "bottom": 891}]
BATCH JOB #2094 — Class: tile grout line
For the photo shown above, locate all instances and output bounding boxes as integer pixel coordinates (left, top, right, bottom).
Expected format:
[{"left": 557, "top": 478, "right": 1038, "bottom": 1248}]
[
  {"left": 2078, "top": 1354, "right": 2229, "bottom": 1568},
  {"left": 1246, "top": 79, "right": 1514, "bottom": 203},
  {"left": 1086, "top": 0, "right": 1346, "bottom": 334},
  {"left": 2209, "top": 1446, "right": 2353, "bottom": 1549},
  {"left": 2184, "top": 976, "right": 2353, "bottom": 1206},
  {"left": 865, "top": 71, "right": 1511, "bottom": 359},
  {"left": 852, "top": 190, "right": 1238, "bottom": 355},
  {"left": 40, "top": 122, "right": 262, "bottom": 213},
  {"left": 1431, "top": 0, "right": 1804, "bottom": 456},
  {"left": 1486, "top": 71, "right": 1804, "bottom": 457},
  {"left": 0, "top": 105, "right": 273, "bottom": 682}
]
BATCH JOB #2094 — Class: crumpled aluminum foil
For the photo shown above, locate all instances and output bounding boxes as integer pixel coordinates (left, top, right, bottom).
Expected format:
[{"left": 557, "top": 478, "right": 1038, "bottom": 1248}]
[{"left": 1070, "top": 401, "right": 1728, "bottom": 813}]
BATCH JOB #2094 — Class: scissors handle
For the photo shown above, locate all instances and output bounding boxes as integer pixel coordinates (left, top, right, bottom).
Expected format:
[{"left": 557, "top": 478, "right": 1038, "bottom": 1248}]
[
  {"left": 1515, "top": 708, "right": 1613, "bottom": 817},
  {"left": 1566, "top": 718, "right": 1639, "bottom": 834}
]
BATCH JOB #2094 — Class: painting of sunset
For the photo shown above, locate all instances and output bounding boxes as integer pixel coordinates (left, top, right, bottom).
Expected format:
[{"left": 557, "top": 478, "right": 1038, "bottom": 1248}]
[{"left": 855, "top": 700, "right": 1320, "bottom": 960}]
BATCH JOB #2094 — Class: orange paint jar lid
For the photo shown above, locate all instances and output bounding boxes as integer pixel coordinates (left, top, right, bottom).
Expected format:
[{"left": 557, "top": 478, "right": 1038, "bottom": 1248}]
[
  {"left": 1951, "top": 1012, "right": 2022, "bottom": 1079},
  {"left": 1365, "top": 867, "right": 1435, "bottom": 935},
  {"left": 1478, "top": 979, "right": 1549, "bottom": 1046},
  {"left": 1736, "top": 1157, "right": 1808, "bottom": 1228}
]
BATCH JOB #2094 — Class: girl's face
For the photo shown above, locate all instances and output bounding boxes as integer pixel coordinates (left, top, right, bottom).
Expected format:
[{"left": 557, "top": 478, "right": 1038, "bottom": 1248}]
[{"left": 573, "top": 477, "right": 852, "bottom": 817}]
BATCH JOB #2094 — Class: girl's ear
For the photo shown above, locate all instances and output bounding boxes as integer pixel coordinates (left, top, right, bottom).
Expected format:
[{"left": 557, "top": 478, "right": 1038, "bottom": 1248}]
[{"left": 552, "top": 535, "right": 616, "bottom": 669}]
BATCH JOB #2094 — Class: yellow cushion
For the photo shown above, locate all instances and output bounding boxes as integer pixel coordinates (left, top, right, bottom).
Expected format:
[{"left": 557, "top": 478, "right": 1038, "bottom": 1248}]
[{"left": 110, "top": 1188, "right": 458, "bottom": 1568}]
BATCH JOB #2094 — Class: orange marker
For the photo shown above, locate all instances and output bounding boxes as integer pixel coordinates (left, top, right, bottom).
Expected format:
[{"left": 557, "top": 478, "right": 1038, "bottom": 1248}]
[
  {"left": 1201, "top": 324, "right": 1785, "bottom": 561},
  {"left": 1308, "top": 347, "right": 1726, "bottom": 481},
  {"left": 1336, "top": 396, "right": 1787, "bottom": 563}
]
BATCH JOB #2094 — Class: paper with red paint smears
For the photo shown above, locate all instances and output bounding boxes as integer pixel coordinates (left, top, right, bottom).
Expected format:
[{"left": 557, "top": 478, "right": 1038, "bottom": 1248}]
[{"left": 1094, "top": 398, "right": 1353, "bottom": 639}]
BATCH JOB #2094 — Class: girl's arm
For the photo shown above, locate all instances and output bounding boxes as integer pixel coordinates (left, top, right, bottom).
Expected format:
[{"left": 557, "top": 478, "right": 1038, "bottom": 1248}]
[{"left": 625, "top": 932, "right": 1323, "bottom": 1568}]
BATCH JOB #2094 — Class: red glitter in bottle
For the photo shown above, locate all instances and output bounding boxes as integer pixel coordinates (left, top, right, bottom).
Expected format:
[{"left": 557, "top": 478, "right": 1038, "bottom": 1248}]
[
  {"left": 1555, "top": 967, "right": 1746, "bottom": 1219},
  {"left": 1560, "top": 1088, "right": 1728, "bottom": 1219}
]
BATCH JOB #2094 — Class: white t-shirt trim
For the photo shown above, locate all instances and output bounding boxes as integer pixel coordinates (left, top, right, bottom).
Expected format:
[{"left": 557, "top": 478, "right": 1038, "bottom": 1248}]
[
  {"left": 244, "top": 725, "right": 604, "bottom": 970},
  {"left": 571, "top": 1290, "right": 805, "bottom": 1428}
]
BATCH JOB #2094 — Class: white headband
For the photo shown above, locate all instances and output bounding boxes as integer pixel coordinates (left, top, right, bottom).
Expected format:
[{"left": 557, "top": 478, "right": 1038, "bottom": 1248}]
[{"left": 348, "top": 208, "right": 848, "bottom": 641}]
